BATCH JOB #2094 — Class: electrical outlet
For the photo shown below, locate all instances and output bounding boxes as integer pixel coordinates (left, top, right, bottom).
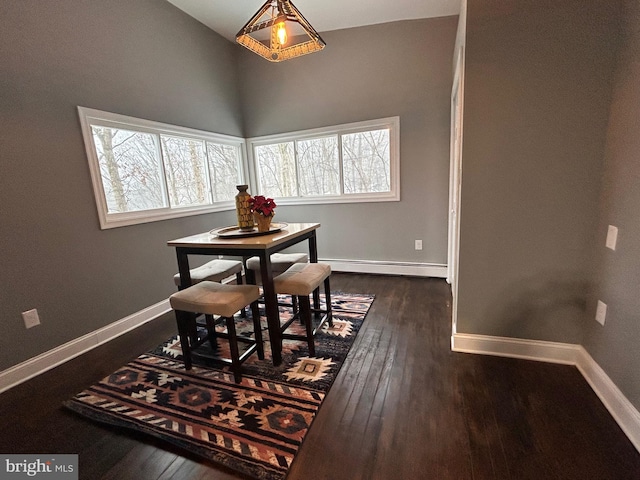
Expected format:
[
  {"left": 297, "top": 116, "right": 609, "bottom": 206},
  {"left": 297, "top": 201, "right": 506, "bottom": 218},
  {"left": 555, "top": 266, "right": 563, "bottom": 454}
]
[
  {"left": 22, "top": 309, "right": 41, "bottom": 329},
  {"left": 415, "top": 240, "right": 423, "bottom": 251},
  {"left": 606, "top": 225, "right": 618, "bottom": 250},
  {"left": 595, "top": 300, "right": 607, "bottom": 326}
]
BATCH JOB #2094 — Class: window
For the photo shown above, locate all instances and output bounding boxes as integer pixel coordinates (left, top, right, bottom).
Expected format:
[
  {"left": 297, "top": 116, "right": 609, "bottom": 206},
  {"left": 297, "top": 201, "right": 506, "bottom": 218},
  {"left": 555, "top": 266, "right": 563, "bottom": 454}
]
[
  {"left": 78, "top": 107, "right": 247, "bottom": 229},
  {"left": 248, "top": 117, "right": 400, "bottom": 204}
]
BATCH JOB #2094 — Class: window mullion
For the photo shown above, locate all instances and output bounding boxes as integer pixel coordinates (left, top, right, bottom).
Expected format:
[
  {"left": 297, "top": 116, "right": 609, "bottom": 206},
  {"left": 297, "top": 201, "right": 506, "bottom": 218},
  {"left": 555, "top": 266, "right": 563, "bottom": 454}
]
[
  {"left": 203, "top": 141, "right": 214, "bottom": 205},
  {"left": 337, "top": 133, "right": 345, "bottom": 195}
]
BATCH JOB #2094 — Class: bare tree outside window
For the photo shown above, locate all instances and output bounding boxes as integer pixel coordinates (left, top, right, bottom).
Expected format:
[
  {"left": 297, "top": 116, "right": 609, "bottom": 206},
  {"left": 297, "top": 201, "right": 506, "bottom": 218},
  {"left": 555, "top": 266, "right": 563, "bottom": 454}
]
[
  {"left": 255, "top": 142, "right": 297, "bottom": 197},
  {"left": 342, "top": 129, "right": 390, "bottom": 194},
  {"left": 297, "top": 136, "right": 340, "bottom": 196},
  {"left": 160, "top": 136, "right": 210, "bottom": 208},
  {"left": 207, "top": 143, "right": 241, "bottom": 202},
  {"left": 92, "top": 126, "right": 165, "bottom": 213}
]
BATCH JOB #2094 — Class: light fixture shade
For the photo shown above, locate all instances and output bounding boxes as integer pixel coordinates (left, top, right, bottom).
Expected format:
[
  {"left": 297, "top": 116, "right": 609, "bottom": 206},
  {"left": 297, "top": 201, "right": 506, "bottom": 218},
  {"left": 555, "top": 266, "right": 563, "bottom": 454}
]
[{"left": 236, "top": 0, "right": 326, "bottom": 62}]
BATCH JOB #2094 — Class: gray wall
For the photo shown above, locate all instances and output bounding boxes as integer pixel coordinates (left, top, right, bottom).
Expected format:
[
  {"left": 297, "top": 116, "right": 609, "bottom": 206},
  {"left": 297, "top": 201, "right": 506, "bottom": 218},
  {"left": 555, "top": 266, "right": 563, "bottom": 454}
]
[
  {"left": 0, "top": 0, "right": 241, "bottom": 370},
  {"left": 238, "top": 19, "right": 458, "bottom": 265},
  {"left": 457, "top": 0, "right": 622, "bottom": 344},
  {"left": 584, "top": 0, "right": 640, "bottom": 410}
]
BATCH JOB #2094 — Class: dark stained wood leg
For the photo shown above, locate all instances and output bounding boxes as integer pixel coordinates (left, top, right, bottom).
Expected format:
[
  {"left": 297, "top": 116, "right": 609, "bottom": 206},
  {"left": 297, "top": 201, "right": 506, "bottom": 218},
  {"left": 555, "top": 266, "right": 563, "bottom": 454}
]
[
  {"left": 175, "top": 248, "right": 192, "bottom": 291},
  {"left": 224, "top": 316, "right": 242, "bottom": 383},
  {"left": 251, "top": 300, "right": 264, "bottom": 360},
  {"left": 308, "top": 233, "right": 321, "bottom": 310},
  {"left": 204, "top": 314, "right": 217, "bottom": 350},
  {"left": 259, "top": 254, "right": 282, "bottom": 365},
  {"left": 298, "top": 295, "right": 315, "bottom": 357},
  {"left": 236, "top": 271, "right": 246, "bottom": 317},
  {"left": 244, "top": 265, "right": 256, "bottom": 285},
  {"left": 324, "top": 276, "right": 333, "bottom": 327},
  {"left": 187, "top": 313, "right": 199, "bottom": 347},
  {"left": 175, "top": 310, "right": 192, "bottom": 370}
]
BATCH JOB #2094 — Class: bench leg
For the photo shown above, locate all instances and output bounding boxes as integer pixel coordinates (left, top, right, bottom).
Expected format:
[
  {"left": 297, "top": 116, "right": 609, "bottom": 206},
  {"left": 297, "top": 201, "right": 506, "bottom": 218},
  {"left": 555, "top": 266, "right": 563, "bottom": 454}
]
[
  {"left": 204, "top": 314, "right": 218, "bottom": 351},
  {"left": 236, "top": 272, "right": 247, "bottom": 317},
  {"left": 175, "top": 310, "right": 193, "bottom": 370},
  {"left": 324, "top": 276, "right": 333, "bottom": 327},
  {"left": 251, "top": 300, "right": 264, "bottom": 360},
  {"left": 245, "top": 267, "right": 256, "bottom": 285},
  {"left": 225, "top": 316, "right": 242, "bottom": 383},
  {"left": 299, "top": 295, "right": 315, "bottom": 357}
]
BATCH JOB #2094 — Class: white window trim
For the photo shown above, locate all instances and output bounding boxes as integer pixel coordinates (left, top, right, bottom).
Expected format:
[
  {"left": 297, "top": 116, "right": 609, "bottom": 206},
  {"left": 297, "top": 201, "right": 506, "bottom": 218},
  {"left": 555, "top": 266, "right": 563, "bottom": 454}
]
[
  {"left": 78, "top": 106, "right": 249, "bottom": 229},
  {"left": 246, "top": 116, "right": 401, "bottom": 205}
]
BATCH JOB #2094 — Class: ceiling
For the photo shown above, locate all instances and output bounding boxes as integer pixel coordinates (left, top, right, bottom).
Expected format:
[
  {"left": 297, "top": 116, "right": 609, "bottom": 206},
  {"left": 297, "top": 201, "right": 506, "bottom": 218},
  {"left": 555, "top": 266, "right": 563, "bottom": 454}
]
[{"left": 166, "top": 0, "right": 461, "bottom": 42}]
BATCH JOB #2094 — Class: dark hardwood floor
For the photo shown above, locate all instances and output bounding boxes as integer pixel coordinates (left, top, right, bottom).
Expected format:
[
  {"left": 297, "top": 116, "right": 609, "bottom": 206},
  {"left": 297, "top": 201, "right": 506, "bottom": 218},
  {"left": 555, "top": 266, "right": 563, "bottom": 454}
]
[{"left": 1, "top": 273, "right": 639, "bottom": 479}]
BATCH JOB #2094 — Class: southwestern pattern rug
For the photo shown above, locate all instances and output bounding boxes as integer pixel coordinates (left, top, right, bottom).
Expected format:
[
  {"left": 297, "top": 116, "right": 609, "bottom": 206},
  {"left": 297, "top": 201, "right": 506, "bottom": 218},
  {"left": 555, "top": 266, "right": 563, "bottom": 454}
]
[{"left": 64, "top": 293, "right": 374, "bottom": 480}]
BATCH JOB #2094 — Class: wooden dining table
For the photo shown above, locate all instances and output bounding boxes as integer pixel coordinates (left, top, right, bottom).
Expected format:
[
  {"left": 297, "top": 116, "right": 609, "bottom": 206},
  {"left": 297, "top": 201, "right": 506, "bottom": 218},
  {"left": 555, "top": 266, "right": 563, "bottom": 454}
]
[{"left": 167, "top": 222, "right": 320, "bottom": 366}]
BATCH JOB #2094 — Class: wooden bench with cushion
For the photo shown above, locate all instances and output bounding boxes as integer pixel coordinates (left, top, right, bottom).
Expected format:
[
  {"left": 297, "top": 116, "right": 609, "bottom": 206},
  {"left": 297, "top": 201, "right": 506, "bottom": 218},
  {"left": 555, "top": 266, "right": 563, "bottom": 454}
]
[
  {"left": 273, "top": 263, "right": 332, "bottom": 357},
  {"left": 169, "top": 281, "right": 263, "bottom": 383}
]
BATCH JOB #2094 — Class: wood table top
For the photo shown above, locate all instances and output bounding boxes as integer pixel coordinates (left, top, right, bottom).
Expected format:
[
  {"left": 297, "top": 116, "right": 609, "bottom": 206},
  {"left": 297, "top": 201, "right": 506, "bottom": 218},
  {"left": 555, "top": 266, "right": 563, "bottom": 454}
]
[{"left": 167, "top": 222, "right": 320, "bottom": 251}]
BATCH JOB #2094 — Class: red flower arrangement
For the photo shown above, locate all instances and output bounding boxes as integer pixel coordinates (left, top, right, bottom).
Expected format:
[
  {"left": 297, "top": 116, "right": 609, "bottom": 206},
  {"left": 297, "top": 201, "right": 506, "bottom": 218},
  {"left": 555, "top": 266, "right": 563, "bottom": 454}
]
[{"left": 249, "top": 195, "right": 277, "bottom": 217}]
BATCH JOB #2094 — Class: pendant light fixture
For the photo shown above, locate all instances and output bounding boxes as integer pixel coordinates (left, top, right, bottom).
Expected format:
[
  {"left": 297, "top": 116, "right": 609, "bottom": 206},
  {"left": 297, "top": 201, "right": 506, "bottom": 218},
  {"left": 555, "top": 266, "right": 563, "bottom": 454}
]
[{"left": 236, "top": 0, "right": 326, "bottom": 62}]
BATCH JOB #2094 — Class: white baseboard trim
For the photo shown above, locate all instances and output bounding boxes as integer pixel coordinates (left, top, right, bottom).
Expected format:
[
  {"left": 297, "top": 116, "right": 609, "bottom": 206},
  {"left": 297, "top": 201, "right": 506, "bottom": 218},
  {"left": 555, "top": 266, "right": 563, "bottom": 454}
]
[
  {"left": 0, "top": 299, "right": 171, "bottom": 394},
  {"left": 451, "top": 332, "right": 640, "bottom": 453},
  {"left": 321, "top": 258, "right": 447, "bottom": 278},
  {"left": 575, "top": 347, "right": 640, "bottom": 453},
  {"left": 451, "top": 333, "right": 581, "bottom": 365}
]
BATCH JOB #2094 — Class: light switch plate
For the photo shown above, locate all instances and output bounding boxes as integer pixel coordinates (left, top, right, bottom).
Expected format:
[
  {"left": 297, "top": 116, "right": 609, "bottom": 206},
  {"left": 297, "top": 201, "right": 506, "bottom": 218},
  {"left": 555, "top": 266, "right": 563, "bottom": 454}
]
[
  {"left": 606, "top": 225, "right": 618, "bottom": 250},
  {"left": 595, "top": 300, "right": 607, "bottom": 326}
]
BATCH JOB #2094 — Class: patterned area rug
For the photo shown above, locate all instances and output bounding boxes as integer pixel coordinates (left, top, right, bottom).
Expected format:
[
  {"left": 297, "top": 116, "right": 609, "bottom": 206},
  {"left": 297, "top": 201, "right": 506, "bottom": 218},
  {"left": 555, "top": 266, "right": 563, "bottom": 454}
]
[{"left": 64, "top": 293, "right": 374, "bottom": 480}]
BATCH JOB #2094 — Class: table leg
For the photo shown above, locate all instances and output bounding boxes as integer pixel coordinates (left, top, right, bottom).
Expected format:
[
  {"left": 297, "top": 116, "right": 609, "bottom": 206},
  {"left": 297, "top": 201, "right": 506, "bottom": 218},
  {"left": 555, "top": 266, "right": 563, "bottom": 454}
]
[
  {"left": 308, "top": 232, "right": 321, "bottom": 310},
  {"left": 176, "top": 248, "right": 192, "bottom": 291},
  {"left": 243, "top": 256, "right": 256, "bottom": 285},
  {"left": 175, "top": 248, "right": 198, "bottom": 343},
  {"left": 259, "top": 254, "right": 282, "bottom": 365}
]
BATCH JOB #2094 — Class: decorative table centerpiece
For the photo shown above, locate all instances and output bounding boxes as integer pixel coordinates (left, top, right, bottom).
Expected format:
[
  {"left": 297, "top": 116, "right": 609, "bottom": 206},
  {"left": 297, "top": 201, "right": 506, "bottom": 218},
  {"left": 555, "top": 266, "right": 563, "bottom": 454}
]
[
  {"left": 235, "top": 185, "right": 255, "bottom": 231},
  {"left": 249, "top": 195, "right": 277, "bottom": 232}
]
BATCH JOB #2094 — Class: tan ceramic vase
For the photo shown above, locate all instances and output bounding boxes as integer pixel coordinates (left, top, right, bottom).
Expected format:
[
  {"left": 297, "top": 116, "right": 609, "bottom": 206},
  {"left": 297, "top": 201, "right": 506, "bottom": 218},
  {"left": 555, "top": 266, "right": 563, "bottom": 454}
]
[{"left": 235, "top": 185, "right": 254, "bottom": 231}]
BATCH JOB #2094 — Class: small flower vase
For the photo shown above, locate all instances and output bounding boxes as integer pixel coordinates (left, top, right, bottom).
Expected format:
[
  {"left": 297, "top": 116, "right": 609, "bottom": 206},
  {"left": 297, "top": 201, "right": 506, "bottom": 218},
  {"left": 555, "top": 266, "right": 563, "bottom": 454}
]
[
  {"left": 254, "top": 213, "right": 274, "bottom": 233},
  {"left": 235, "top": 185, "right": 254, "bottom": 231}
]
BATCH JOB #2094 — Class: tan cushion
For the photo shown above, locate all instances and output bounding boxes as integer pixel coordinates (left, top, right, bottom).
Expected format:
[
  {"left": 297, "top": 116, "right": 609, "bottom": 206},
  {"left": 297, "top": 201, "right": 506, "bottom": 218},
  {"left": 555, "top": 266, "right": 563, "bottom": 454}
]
[
  {"left": 246, "top": 253, "right": 308, "bottom": 273},
  {"left": 173, "top": 259, "right": 242, "bottom": 286},
  {"left": 170, "top": 281, "right": 260, "bottom": 317},
  {"left": 274, "top": 263, "right": 331, "bottom": 296}
]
